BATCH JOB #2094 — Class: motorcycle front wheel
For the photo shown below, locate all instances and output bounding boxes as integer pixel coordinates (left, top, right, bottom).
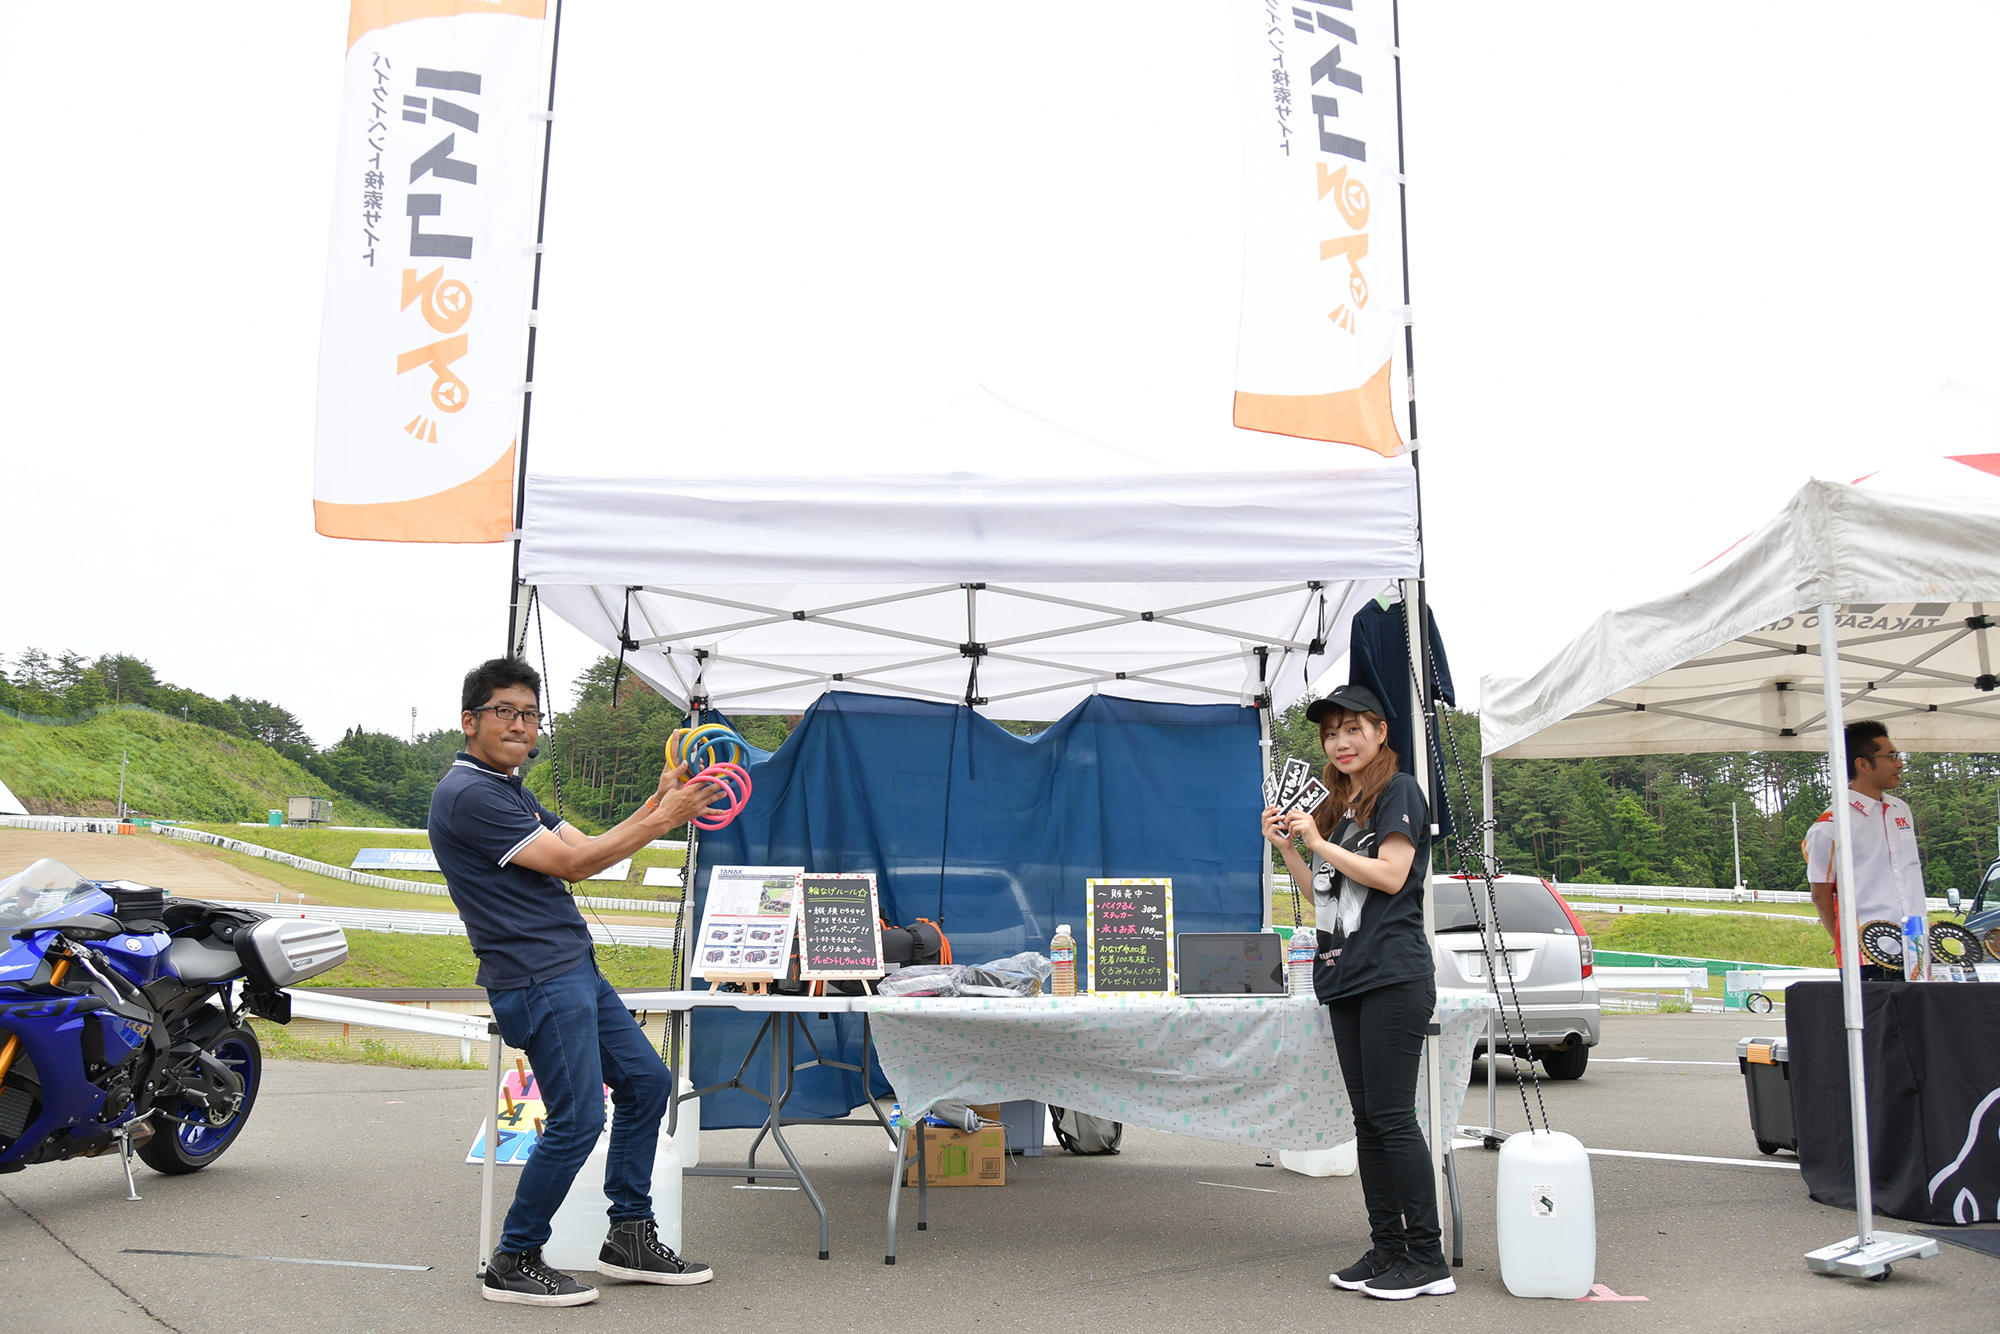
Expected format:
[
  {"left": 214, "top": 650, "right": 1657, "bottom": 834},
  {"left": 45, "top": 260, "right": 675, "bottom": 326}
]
[{"left": 138, "top": 1024, "right": 263, "bottom": 1174}]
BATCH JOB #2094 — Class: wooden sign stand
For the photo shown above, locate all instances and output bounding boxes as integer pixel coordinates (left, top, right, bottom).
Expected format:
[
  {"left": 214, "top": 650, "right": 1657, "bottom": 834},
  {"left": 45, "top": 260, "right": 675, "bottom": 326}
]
[
  {"left": 807, "top": 978, "right": 877, "bottom": 997},
  {"left": 704, "top": 971, "right": 775, "bottom": 995}
]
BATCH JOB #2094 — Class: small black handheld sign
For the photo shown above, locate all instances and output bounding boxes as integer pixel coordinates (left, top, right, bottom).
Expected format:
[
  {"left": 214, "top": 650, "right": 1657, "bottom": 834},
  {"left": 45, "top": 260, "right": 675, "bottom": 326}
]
[
  {"left": 1085, "top": 878, "right": 1174, "bottom": 997},
  {"left": 795, "top": 873, "right": 885, "bottom": 981}
]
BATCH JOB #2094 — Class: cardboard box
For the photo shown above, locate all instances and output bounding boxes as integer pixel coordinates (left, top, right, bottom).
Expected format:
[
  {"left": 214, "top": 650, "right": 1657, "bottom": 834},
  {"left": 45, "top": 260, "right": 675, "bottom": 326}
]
[{"left": 904, "top": 1103, "right": 1006, "bottom": 1187}]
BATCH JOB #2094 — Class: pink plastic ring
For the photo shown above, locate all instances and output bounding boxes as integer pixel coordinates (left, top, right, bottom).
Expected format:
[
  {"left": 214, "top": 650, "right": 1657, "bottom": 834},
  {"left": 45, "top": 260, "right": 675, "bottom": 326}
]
[{"left": 690, "top": 761, "right": 752, "bottom": 830}]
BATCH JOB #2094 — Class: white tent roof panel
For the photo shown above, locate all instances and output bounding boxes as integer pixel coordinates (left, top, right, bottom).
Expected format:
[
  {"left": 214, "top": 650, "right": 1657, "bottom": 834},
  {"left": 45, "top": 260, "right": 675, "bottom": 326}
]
[
  {"left": 1482, "top": 457, "right": 2000, "bottom": 758},
  {"left": 520, "top": 392, "right": 1419, "bottom": 718}
]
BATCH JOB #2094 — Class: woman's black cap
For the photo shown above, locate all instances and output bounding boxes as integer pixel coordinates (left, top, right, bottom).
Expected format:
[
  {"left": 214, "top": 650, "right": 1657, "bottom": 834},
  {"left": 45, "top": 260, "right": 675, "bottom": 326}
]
[{"left": 1305, "top": 683, "right": 1388, "bottom": 724}]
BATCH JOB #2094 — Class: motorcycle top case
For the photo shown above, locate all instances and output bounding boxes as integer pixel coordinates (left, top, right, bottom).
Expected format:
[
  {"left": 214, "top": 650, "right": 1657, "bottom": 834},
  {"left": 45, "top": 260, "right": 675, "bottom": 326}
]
[{"left": 235, "top": 918, "right": 348, "bottom": 990}]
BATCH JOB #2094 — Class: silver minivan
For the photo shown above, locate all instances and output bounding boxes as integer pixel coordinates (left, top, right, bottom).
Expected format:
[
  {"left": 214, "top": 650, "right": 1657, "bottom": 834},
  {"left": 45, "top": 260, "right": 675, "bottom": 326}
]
[{"left": 1431, "top": 873, "right": 1600, "bottom": 1079}]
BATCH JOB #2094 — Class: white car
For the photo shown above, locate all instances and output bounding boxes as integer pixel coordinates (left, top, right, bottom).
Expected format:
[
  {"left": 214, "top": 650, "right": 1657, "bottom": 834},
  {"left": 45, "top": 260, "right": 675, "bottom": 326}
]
[{"left": 1431, "top": 873, "right": 1601, "bottom": 1080}]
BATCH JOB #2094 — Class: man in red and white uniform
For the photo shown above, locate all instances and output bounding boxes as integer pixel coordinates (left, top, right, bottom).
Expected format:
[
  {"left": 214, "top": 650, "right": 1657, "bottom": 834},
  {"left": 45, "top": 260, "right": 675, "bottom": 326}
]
[{"left": 1803, "top": 719, "right": 1926, "bottom": 981}]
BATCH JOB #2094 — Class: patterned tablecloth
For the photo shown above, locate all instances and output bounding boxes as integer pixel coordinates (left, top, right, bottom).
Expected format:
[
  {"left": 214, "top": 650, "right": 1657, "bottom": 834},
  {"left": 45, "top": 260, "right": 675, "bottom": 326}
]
[{"left": 860, "top": 990, "right": 1497, "bottom": 1152}]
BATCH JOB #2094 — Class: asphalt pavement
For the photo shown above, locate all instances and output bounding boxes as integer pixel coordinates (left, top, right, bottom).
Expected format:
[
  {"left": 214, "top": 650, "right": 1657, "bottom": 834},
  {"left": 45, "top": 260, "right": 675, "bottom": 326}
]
[{"left": 1, "top": 1012, "right": 1991, "bottom": 1333}]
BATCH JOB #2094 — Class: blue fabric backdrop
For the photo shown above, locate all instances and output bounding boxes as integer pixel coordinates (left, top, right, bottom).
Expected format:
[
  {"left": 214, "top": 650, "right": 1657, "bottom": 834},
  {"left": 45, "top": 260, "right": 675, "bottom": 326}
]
[{"left": 685, "top": 691, "right": 1265, "bottom": 1127}]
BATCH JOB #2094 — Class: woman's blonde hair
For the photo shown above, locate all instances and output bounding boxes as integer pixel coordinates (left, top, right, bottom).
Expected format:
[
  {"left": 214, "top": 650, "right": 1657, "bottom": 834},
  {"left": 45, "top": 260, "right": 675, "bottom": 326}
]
[{"left": 1315, "top": 707, "right": 1399, "bottom": 836}]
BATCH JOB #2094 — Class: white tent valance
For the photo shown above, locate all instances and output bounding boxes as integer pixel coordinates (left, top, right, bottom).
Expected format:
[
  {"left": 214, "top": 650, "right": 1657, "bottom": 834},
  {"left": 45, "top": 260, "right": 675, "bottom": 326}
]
[
  {"left": 1482, "top": 456, "right": 2000, "bottom": 758},
  {"left": 519, "top": 392, "right": 1420, "bottom": 718}
]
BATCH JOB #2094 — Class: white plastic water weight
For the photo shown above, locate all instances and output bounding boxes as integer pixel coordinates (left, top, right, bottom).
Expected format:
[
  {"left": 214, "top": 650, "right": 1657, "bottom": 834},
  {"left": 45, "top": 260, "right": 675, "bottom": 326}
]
[
  {"left": 541, "top": 1126, "right": 684, "bottom": 1270},
  {"left": 1495, "top": 1128, "right": 1595, "bottom": 1298}
]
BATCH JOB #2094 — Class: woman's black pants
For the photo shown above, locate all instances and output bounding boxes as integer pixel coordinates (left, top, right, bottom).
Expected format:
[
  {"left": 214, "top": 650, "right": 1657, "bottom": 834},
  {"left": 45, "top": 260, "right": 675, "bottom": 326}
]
[{"left": 1325, "top": 977, "right": 1443, "bottom": 1265}]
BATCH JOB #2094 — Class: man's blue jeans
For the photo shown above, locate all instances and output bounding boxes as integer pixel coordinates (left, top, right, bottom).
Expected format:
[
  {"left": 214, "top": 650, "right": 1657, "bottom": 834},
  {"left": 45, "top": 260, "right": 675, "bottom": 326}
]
[{"left": 488, "top": 955, "right": 672, "bottom": 1255}]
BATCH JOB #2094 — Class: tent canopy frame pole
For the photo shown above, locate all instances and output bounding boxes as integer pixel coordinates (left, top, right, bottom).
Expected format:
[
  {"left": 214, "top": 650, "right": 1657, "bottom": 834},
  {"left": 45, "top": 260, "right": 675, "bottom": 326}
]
[{"left": 1802, "top": 602, "right": 1938, "bottom": 1279}]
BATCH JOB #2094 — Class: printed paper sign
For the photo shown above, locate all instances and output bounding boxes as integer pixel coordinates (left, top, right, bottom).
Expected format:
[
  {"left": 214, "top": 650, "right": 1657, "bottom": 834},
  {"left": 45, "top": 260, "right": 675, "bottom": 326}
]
[
  {"left": 465, "top": 1063, "right": 610, "bottom": 1165},
  {"left": 690, "top": 865, "right": 802, "bottom": 979}
]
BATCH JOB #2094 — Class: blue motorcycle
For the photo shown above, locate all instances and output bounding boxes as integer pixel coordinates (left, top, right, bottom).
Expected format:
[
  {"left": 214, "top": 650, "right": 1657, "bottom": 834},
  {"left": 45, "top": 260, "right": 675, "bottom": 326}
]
[{"left": 0, "top": 857, "right": 347, "bottom": 1196}]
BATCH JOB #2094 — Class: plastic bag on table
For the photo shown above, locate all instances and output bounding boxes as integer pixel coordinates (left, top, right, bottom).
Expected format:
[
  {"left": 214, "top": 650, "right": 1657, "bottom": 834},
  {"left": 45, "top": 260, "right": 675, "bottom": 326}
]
[
  {"left": 876, "top": 965, "right": 961, "bottom": 997},
  {"left": 956, "top": 951, "right": 1053, "bottom": 997}
]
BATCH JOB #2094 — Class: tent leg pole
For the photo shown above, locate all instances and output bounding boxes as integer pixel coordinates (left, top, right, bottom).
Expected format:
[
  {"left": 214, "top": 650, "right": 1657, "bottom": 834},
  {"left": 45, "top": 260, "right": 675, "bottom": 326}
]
[
  {"left": 1481, "top": 756, "right": 1494, "bottom": 873},
  {"left": 1802, "top": 604, "right": 1937, "bottom": 1279},
  {"left": 1259, "top": 704, "right": 1275, "bottom": 931}
]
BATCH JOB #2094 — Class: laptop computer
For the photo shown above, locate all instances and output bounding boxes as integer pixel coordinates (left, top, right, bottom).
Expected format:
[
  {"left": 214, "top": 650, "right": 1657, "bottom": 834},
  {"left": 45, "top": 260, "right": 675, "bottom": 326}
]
[{"left": 1176, "top": 931, "right": 1288, "bottom": 997}]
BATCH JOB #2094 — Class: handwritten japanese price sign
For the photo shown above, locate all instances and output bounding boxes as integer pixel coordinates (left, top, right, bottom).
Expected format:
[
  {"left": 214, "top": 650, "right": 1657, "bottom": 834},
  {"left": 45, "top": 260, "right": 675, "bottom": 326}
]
[{"left": 1085, "top": 878, "right": 1174, "bottom": 997}]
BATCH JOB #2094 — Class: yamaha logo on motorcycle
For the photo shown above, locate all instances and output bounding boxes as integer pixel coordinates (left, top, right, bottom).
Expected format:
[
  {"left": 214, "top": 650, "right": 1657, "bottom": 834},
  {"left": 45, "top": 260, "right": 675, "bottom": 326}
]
[{"left": 0, "top": 857, "right": 348, "bottom": 1197}]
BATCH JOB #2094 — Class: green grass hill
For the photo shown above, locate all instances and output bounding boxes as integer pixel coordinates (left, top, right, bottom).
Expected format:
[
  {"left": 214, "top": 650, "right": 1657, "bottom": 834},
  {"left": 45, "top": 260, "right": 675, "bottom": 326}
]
[{"left": 0, "top": 708, "right": 396, "bottom": 826}]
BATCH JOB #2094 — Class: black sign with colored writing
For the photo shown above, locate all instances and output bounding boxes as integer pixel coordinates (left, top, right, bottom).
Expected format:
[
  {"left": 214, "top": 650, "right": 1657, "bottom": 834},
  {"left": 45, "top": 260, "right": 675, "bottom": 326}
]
[
  {"left": 1085, "top": 878, "right": 1174, "bottom": 996},
  {"left": 795, "top": 873, "right": 885, "bottom": 980}
]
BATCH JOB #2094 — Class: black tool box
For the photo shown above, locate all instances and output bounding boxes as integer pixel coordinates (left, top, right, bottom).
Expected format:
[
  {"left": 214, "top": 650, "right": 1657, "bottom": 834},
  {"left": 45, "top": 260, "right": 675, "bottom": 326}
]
[{"left": 1737, "top": 1035, "right": 1796, "bottom": 1155}]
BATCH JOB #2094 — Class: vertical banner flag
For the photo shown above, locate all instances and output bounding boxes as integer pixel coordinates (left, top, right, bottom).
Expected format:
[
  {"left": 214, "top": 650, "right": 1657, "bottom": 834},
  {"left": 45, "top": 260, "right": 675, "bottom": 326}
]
[
  {"left": 315, "top": 1, "right": 549, "bottom": 541},
  {"left": 1231, "top": 1, "right": 1406, "bottom": 455}
]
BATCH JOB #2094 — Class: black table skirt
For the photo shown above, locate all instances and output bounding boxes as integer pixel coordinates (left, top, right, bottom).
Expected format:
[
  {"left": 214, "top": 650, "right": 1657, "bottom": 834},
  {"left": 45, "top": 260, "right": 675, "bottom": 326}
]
[{"left": 1787, "top": 981, "right": 2000, "bottom": 1225}]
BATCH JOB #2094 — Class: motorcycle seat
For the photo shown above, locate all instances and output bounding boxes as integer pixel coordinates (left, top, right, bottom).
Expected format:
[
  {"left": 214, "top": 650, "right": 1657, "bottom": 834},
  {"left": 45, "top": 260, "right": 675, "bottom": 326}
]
[{"left": 166, "top": 936, "right": 242, "bottom": 985}]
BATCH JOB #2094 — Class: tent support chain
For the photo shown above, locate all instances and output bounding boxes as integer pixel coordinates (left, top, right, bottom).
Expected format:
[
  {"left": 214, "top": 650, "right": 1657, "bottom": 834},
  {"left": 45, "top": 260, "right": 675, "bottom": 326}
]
[{"left": 1803, "top": 603, "right": 1937, "bottom": 1280}]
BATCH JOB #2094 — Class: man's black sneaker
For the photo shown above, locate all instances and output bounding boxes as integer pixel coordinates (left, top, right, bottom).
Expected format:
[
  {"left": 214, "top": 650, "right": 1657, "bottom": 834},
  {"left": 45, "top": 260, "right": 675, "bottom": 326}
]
[
  {"left": 1361, "top": 1256, "right": 1456, "bottom": 1300},
  {"left": 482, "top": 1248, "right": 599, "bottom": 1306},
  {"left": 598, "top": 1217, "right": 715, "bottom": 1286},
  {"left": 1329, "top": 1247, "right": 1399, "bottom": 1291}
]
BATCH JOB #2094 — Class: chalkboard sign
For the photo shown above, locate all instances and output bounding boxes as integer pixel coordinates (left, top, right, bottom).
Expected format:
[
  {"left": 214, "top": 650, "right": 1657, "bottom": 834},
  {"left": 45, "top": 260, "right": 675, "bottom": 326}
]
[
  {"left": 1084, "top": 878, "right": 1174, "bottom": 997},
  {"left": 795, "top": 873, "right": 885, "bottom": 981}
]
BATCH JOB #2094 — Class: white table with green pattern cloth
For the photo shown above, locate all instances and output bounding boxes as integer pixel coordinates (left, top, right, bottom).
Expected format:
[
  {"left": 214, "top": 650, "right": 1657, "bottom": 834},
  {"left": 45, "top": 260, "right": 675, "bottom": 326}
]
[{"left": 861, "top": 989, "right": 1497, "bottom": 1151}]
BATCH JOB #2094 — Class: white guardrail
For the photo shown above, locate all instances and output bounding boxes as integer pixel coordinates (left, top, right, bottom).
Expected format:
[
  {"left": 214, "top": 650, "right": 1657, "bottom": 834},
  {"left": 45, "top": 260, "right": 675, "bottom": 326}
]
[{"left": 1279, "top": 873, "right": 1953, "bottom": 914}]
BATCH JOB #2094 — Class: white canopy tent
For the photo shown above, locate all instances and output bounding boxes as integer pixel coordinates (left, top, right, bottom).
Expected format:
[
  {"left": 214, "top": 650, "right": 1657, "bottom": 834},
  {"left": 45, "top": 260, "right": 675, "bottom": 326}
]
[
  {"left": 517, "top": 388, "right": 1460, "bottom": 1186},
  {"left": 518, "top": 391, "right": 1419, "bottom": 719},
  {"left": 1479, "top": 453, "right": 2000, "bottom": 1280},
  {"left": 1483, "top": 455, "right": 2000, "bottom": 760}
]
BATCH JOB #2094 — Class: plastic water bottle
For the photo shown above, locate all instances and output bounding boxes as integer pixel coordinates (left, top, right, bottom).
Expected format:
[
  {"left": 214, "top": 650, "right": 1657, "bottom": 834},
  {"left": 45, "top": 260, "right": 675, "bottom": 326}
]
[
  {"left": 1901, "top": 914, "right": 1927, "bottom": 980},
  {"left": 1050, "top": 924, "right": 1077, "bottom": 996},
  {"left": 1495, "top": 1129, "right": 1596, "bottom": 1298},
  {"left": 1283, "top": 927, "right": 1316, "bottom": 996}
]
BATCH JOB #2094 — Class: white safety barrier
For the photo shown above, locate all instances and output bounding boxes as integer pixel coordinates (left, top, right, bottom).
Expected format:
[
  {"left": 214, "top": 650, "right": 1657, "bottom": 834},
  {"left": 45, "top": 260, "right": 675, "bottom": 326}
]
[
  {"left": 1, "top": 814, "right": 132, "bottom": 834},
  {"left": 1593, "top": 965, "right": 1709, "bottom": 999},
  {"left": 1724, "top": 968, "right": 1839, "bottom": 993},
  {"left": 285, "top": 987, "right": 493, "bottom": 1065}
]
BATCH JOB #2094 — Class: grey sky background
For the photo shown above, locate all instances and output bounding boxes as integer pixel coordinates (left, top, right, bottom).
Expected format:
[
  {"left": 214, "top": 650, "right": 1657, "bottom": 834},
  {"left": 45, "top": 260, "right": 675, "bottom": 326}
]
[{"left": 4, "top": 2, "right": 1995, "bottom": 748}]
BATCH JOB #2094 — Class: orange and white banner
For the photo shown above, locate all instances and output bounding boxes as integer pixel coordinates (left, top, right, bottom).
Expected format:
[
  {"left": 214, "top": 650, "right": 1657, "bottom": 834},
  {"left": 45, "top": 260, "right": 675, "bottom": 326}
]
[
  {"left": 1230, "top": 0, "right": 1406, "bottom": 456},
  {"left": 315, "top": 1, "right": 549, "bottom": 542}
]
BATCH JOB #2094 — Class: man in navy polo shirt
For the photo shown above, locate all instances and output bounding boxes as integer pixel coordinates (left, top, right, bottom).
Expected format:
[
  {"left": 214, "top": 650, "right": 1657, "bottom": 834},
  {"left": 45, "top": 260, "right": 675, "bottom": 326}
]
[{"left": 432, "top": 657, "right": 721, "bottom": 1307}]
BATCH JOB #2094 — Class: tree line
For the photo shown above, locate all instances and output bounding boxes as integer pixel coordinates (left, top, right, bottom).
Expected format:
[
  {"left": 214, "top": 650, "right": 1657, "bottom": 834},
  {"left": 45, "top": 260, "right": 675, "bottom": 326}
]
[
  {"left": 1271, "top": 702, "right": 2000, "bottom": 898},
  {"left": 10, "top": 645, "right": 1996, "bottom": 894}
]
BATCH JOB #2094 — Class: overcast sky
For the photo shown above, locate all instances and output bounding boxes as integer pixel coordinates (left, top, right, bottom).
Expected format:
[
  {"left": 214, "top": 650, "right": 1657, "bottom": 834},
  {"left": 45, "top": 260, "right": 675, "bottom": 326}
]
[{"left": 4, "top": 2, "right": 1996, "bottom": 748}]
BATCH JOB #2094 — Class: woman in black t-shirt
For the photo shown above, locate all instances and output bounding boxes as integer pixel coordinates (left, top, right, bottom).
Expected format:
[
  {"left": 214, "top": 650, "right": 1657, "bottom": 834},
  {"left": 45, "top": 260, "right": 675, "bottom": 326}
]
[{"left": 1262, "top": 682, "right": 1452, "bottom": 1302}]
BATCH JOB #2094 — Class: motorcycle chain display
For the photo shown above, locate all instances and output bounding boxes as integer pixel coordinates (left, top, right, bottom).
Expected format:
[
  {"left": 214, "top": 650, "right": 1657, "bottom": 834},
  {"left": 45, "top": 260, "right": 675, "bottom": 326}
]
[{"left": 1857, "top": 919, "right": 1905, "bottom": 970}]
